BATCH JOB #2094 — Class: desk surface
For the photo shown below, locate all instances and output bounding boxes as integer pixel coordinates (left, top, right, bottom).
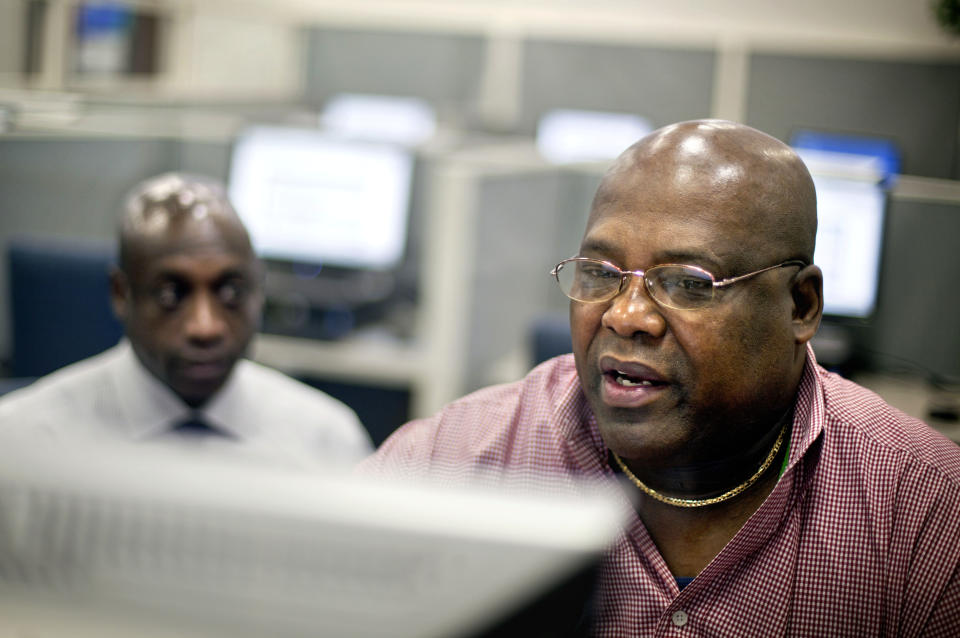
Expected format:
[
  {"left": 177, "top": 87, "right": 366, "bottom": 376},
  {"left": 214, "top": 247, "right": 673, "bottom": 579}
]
[{"left": 854, "top": 372, "right": 960, "bottom": 444}]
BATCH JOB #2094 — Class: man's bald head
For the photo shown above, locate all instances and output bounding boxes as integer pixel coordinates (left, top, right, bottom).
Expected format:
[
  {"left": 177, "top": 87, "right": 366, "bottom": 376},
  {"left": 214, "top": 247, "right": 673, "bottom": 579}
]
[
  {"left": 118, "top": 173, "right": 254, "bottom": 272},
  {"left": 593, "top": 119, "right": 818, "bottom": 264}
]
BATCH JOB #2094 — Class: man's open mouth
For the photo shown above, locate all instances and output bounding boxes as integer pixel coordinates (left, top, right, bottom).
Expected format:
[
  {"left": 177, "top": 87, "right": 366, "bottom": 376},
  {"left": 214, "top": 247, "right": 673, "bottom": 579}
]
[
  {"left": 608, "top": 370, "right": 665, "bottom": 388},
  {"left": 610, "top": 370, "right": 660, "bottom": 387}
]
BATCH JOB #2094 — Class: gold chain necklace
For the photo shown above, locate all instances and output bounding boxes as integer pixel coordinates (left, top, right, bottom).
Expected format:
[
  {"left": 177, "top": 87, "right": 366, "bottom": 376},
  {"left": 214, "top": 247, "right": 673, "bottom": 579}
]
[{"left": 611, "top": 423, "right": 788, "bottom": 508}]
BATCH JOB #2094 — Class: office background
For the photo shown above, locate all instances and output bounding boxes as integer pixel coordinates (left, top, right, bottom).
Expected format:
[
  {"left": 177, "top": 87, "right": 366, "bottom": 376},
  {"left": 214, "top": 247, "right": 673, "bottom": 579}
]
[{"left": 1, "top": 0, "right": 959, "bottom": 444}]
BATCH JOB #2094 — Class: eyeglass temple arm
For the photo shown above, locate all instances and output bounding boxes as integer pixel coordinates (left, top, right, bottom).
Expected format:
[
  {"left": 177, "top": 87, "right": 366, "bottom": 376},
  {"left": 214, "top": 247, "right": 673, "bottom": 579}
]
[{"left": 714, "top": 260, "right": 807, "bottom": 288}]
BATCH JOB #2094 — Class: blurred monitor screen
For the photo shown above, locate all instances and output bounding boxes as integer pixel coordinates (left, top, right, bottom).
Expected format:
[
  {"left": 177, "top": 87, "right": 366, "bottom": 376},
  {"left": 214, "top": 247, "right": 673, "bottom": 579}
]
[
  {"left": 536, "top": 109, "right": 652, "bottom": 164},
  {"left": 0, "top": 442, "right": 624, "bottom": 638},
  {"left": 794, "top": 147, "right": 887, "bottom": 319},
  {"left": 321, "top": 93, "right": 437, "bottom": 147},
  {"left": 228, "top": 126, "right": 414, "bottom": 271}
]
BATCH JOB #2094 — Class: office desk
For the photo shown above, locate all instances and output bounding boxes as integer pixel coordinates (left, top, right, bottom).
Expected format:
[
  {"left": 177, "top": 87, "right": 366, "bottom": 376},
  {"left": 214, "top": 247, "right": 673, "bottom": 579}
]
[{"left": 855, "top": 372, "right": 960, "bottom": 444}]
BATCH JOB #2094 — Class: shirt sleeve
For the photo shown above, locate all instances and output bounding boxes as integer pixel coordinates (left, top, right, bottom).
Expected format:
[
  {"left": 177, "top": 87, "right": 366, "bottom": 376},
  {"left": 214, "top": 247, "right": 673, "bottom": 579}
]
[
  {"left": 922, "top": 561, "right": 960, "bottom": 637},
  {"left": 356, "top": 415, "right": 443, "bottom": 477},
  {"left": 899, "top": 468, "right": 960, "bottom": 638}
]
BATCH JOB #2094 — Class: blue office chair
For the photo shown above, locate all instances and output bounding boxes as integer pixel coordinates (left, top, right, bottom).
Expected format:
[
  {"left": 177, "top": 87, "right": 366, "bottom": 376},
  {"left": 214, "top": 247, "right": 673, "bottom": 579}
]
[
  {"left": 7, "top": 235, "right": 124, "bottom": 379},
  {"left": 530, "top": 313, "right": 573, "bottom": 366}
]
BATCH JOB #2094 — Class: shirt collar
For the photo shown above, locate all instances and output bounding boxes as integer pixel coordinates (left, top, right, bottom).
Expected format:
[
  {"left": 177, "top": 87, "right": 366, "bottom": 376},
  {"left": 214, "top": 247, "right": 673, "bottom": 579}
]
[
  {"left": 111, "top": 340, "right": 191, "bottom": 439},
  {"left": 200, "top": 361, "right": 258, "bottom": 440},
  {"left": 784, "top": 344, "right": 826, "bottom": 473},
  {"left": 553, "top": 355, "right": 606, "bottom": 452},
  {"left": 110, "top": 340, "right": 253, "bottom": 440}
]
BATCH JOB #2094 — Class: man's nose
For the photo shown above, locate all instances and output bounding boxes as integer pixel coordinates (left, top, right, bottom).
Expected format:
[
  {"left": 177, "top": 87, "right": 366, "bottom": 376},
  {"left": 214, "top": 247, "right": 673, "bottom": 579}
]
[
  {"left": 184, "top": 292, "right": 227, "bottom": 343},
  {"left": 600, "top": 274, "right": 668, "bottom": 338}
]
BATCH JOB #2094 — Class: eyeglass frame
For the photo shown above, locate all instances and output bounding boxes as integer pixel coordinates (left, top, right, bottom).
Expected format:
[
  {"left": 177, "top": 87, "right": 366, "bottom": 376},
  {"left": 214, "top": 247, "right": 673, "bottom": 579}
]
[{"left": 550, "top": 256, "right": 808, "bottom": 310}]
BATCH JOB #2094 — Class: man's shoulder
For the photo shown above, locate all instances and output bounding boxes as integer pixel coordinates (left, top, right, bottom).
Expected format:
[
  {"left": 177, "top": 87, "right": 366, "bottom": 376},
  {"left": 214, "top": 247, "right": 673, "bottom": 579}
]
[
  {"left": 440, "top": 353, "right": 579, "bottom": 418},
  {"left": 233, "top": 358, "right": 359, "bottom": 415},
  {"left": 423, "top": 353, "right": 580, "bottom": 438},
  {"left": 213, "top": 359, "right": 371, "bottom": 459},
  {"left": 818, "top": 368, "right": 960, "bottom": 482},
  {"left": 0, "top": 346, "right": 120, "bottom": 419},
  {"left": 359, "top": 355, "right": 584, "bottom": 477}
]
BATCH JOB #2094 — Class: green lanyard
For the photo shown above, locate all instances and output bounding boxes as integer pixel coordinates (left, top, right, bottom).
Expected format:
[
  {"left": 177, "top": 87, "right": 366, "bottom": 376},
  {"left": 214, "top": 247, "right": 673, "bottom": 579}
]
[{"left": 778, "top": 435, "right": 792, "bottom": 478}]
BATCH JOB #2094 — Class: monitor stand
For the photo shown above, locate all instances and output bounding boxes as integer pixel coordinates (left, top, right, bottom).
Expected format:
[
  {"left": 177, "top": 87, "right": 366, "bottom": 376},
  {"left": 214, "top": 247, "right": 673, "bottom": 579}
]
[
  {"left": 261, "top": 262, "right": 400, "bottom": 340},
  {"left": 811, "top": 322, "right": 855, "bottom": 374}
]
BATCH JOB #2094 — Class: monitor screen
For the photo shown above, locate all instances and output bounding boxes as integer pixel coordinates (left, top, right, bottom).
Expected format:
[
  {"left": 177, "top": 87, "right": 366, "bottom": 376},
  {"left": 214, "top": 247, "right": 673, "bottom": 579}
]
[
  {"left": 321, "top": 93, "right": 437, "bottom": 147},
  {"left": 794, "top": 147, "right": 887, "bottom": 319},
  {"left": 536, "top": 109, "right": 653, "bottom": 164},
  {"left": 228, "top": 126, "right": 415, "bottom": 271}
]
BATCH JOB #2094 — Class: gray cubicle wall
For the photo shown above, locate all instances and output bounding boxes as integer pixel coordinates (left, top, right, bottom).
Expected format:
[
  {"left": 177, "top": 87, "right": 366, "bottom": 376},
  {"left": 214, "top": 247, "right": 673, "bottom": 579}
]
[
  {"left": 457, "top": 162, "right": 606, "bottom": 392},
  {"left": 555, "top": 167, "right": 605, "bottom": 255},
  {"left": 177, "top": 139, "right": 232, "bottom": 183},
  {"left": 745, "top": 53, "right": 960, "bottom": 180},
  {"left": 860, "top": 194, "right": 960, "bottom": 381},
  {"left": 303, "top": 27, "right": 488, "bottom": 121},
  {"left": 462, "top": 168, "right": 567, "bottom": 392},
  {"left": 518, "top": 39, "right": 715, "bottom": 136}
]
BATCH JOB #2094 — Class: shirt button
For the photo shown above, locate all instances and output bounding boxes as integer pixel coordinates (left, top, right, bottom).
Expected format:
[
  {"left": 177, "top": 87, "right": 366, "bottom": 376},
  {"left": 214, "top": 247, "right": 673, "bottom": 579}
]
[{"left": 672, "top": 610, "right": 689, "bottom": 627}]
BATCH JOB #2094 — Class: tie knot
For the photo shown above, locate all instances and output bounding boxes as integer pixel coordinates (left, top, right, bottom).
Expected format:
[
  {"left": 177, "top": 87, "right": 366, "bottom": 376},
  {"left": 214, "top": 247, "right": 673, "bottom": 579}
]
[{"left": 172, "top": 415, "right": 232, "bottom": 438}]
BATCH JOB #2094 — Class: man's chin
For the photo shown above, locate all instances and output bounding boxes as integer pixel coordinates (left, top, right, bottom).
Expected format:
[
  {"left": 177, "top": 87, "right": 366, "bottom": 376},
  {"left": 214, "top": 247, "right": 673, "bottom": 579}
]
[
  {"left": 171, "top": 377, "right": 228, "bottom": 408},
  {"left": 595, "top": 411, "right": 693, "bottom": 461}
]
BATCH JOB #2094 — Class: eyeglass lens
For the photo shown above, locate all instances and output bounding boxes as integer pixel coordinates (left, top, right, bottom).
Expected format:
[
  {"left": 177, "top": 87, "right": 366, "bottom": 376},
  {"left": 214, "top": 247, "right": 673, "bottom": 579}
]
[{"left": 555, "top": 259, "right": 716, "bottom": 309}]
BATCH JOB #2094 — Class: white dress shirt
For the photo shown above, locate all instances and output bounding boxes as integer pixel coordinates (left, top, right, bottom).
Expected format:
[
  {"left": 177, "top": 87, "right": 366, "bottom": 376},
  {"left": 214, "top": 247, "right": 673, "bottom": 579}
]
[{"left": 0, "top": 340, "right": 372, "bottom": 468}]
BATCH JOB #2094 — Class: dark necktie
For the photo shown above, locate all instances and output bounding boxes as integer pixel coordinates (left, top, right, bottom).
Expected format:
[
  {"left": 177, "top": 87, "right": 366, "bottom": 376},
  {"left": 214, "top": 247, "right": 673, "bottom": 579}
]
[{"left": 172, "top": 415, "right": 235, "bottom": 439}]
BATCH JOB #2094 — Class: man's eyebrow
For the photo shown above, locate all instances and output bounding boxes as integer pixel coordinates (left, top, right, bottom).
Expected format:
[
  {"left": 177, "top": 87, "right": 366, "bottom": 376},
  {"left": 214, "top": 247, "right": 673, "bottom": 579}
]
[
  {"left": 215, "top": 268, "right": 251, "bottom": 281},
  {"left": 149, "top": 269, "right": 190, "bottom": 283},
  {"left": 659, "top": 250, "right": 721, "bottom": 268},
  {"left": 580, "top": 238, "right": 720, "bottom": 269},
  {"left": 578, "top": 238, "right": 618, "bottom": 256}
]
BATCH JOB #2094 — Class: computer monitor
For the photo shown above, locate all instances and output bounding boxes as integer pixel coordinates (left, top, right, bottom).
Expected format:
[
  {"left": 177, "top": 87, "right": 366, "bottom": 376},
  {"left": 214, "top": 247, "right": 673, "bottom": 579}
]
[
  {"left": 792, "top": 133, "right": 895, "bottom": 320},
  {"left": 228, "top": 126, "right": 417, "bottom": 338},
  {"left": 228, "top": 126, "right": 415, "bottom": 272},
  {"left": 535, "top": 109, "right": 653, "bottom": 165},
  {"left": 807, "top": 168, "right": 886, "bottom": 319},
  {"left": 321, "top": 93, "right": 437, "bottom": 147},
  {"left": 0, "top": 442, "right": 624, "bottom": 637}
]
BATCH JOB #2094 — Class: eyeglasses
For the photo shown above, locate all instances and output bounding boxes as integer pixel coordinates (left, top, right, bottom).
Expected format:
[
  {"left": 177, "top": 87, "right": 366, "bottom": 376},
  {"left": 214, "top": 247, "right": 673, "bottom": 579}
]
[{"left": 550, "top": 257, "right": 806, "bottom": 310}]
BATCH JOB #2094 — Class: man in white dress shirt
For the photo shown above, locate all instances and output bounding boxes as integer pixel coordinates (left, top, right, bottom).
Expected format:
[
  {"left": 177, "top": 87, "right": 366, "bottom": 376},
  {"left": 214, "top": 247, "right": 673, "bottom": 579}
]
[{"left": 0, "top": 173, "right": 372, "bottom": 466}]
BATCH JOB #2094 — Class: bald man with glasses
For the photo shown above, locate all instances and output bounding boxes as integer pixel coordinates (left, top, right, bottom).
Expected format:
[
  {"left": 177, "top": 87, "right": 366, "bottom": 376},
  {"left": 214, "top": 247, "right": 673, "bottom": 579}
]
[{"left": 360, "top": 120, "right": 960, "bottom": 636}]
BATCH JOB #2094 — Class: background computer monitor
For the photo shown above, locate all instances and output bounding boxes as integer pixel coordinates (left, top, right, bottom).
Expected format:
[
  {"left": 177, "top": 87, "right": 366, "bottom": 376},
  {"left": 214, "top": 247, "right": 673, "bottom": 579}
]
[
  {"left": 228, "top": 126, "right": 417, "bottom": 338},
  {"left": 807, "top": 168, "right": 886, "bottom": 319},
  {"left": 792, "top": 132, "right": 896, "bottom": 320},
  {"left": 535, "top": 109, "right": 653, "bottom": 165},
  {"left": 229, "top": 125, "right": 415, "bottom": 272}
]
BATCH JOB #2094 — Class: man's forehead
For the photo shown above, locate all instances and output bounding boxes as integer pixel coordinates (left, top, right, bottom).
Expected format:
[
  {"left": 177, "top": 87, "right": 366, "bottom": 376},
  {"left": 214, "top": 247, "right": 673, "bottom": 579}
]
[
  {"left": 129, "top": 251, "right": 256, "bottom": 291},
  {"left": 609, "top": 120, "right": 799, "bottom": 190},
  {"left": 136, "top": 234, "right": 251, "bottom": 259},
  {"left": 603, "top": 147, "right": 768, "bottom": 203},
  {"left": 127, "top": 206, "right": 250, "bottom": 250},
  {"left": 126, "top": 224, "right": 255, "bottom": 272},
  {"left": 587, "top": 170, "right": 747, "bottom": 238},
  {"left": 589, "top": 123, "right": 811, "bottom": 240},
  {"left": 581, "top": 208, "right": 732, "bottom": 267},
  {"left": 129, "top": 174, "right": 227, "bottom": 214}
]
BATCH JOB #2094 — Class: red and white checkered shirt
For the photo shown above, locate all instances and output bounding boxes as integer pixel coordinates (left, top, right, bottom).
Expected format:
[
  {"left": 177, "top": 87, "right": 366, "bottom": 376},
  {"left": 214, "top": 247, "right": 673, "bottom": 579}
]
[{"left": 360, "top": 348, "right": 960, "bottom": 636}]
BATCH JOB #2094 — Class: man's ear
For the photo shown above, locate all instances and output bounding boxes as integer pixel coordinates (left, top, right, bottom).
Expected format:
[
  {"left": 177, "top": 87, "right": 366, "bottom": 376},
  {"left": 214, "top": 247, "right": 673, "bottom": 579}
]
[
  {"left": 109, "top": 267, "right": 130, "bottom": 323},
  {"left": 791, "top": 265, "right": 823, "bottom": 345}
]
